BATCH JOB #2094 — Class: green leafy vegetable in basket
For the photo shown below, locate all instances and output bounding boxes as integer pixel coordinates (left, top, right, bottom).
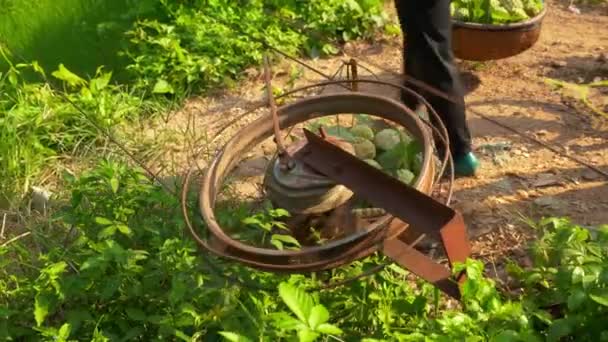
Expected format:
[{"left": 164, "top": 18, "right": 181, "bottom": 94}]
[
  {"left": 364, "top": 159, "right": 382, "bottom": 169},
  {"left": 374, "top": 128, "right": 402, "bottom": 151},
  {"left": 353, "top": 138, "right": 377, "bottom": 159},
  {"left": 376, "top": 141, "right": 411, "bottom": 172},
  {"left": 350, "top": 124, "right": 375, "bottom": 141},
  {"left": 396, "top": 169, "right": 416, "bottom": 185},
  {"left": 450, "top": 0, "right": 543, "bottom": 24}
]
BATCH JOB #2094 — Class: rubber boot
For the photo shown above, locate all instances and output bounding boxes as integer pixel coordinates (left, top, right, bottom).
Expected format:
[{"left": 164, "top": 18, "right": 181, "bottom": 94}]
[{"left": 454, "top": 152, "right": 480, "bottom": 177}]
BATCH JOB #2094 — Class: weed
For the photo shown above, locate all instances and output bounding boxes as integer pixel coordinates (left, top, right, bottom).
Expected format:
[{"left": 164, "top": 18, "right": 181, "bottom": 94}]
[
  {"left": 0, "top": 50, "right": 156, "bottom": 206},
  {"left": 0, "top": 0, "right": 163, "bottom": 79},
  {"left": 1, "top": 161, "right": 607, "bottom": 340},
  {"left": 123, "top": 0, "right": 390, "bottom": 97}
]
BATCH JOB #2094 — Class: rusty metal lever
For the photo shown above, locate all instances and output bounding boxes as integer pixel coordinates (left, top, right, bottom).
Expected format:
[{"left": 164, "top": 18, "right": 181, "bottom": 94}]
[{"left": 294, "top": 129, "right": 471, "bottom": 299}]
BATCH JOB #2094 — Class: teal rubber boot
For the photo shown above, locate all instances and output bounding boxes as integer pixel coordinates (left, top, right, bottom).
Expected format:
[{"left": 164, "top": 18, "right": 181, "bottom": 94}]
[{"left": 454, "top": 152, "right": 480, "bottom": 177}]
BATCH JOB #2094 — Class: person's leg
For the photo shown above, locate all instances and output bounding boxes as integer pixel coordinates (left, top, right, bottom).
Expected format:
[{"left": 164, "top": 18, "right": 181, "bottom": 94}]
[{"left": 394, "top": 0, "right": 478, "bottom": 175}]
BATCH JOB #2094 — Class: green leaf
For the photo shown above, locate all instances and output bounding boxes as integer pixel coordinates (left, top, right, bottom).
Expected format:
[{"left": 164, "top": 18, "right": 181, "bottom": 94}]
[
  {"left": 100, "top": 275, "right": 121, "bottom": 300},
  {"left": 270, "top": 239, "right": 283, "bottom": 250},
  {"left": 116, "top": 224, "right": 132, "bottom": 236},
  {"left": 8, "top": 70, "right": 18, "bottom": 86},
  {"left": 491, "top": 330, "right": 520, "bottom": 342},
  {"left": 110, "top": 177, "right": 119, "bottom": 193},
  {"left": 125, "top": 308, "right": 147, "bottom": 321},
  {"left": 571, "top": 266, "right": 584, "bottom": 284},
  {"left": 547, "top": 318, "right": 573, "bottom": 342},
  {"left": 52, "top": 64, "right": 86, "bottom": 87},
  {"left": 567, "top": 289, "right": 587, "bottom": 311},
  {"left": 278, "top": 282, "right": 314, "bottom": 323},
  {"left": 298, "top": 329, "right": 320, "bottom": 342},
  {"left": 98, "top": 226, "right": 117, "bottom": 239},
  {"left": 90, "top": 70, "right": 112, "bottom": 93},
  {"left": 80, "top": 256, "right": 105, "bottom": 272},
  {"left": 272, "top": 234, "right": 301, "bottom": 248},
  {"left": 219, "top": 332, "right": 253, "bottom": 342},
  {"left": 95, "top": 217, "right": 113, "bottom": 226},
  {"left": 58, "top": 323, "right": 71, "bottom": 339},
  {"left": 308, "top": 305, "right": 329, "bottom": 329},
  {"left": 31, "top": 61, "right": 46, "bottom": 77},
  {"left": 173, "top": 330, "right": 191, "bottom": 341},
  {"left": 376, "top": 141, "right": 410, "bottom": 172},
  {"left": 270, "top": 208, "right": 290, "bottom": 218},
  {"left": 34, "top": 293, "right": 51, "bottom": 326},
  {"left": 45, "top": 261, "right": 68, "bottom": 276},
  {"left": 271, "top": 312, "right": 305, "bottom": 330},
  {"left": 319, "top": 125, "right": 356, "bottom": 142},
  {"left": 153, "top": 79, "right": 174, "bottom": 94},
  {"left": 315, "top": 323, "right": 343, "bottom": 335},
  {"left": 590, "top": 289, "right": 608, "bottom": 307}
]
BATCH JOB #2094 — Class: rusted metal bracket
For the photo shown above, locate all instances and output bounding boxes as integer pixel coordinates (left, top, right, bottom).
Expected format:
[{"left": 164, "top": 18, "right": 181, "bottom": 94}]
[
  {"left": 345, "top": 59, "right": 359, "bottom": 91},
  {"left": 293, "top": 129, "right": 471, "bottom": 299},
  {"left": 264, "top": 55, "right": 293, "bottom": 171}
]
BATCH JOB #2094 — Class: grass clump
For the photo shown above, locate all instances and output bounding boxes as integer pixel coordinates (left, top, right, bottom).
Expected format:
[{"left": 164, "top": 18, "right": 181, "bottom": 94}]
[
  {"left": 0, "top": 0, "right": 162, "bottom": 80},
  {"left": 0, "top": 49, "right": 157, "bottom": 207}
]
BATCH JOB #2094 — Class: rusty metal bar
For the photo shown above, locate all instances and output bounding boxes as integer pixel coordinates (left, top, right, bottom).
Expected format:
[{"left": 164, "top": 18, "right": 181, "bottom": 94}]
[
  {"left": 383, "top": 238, "right": 461, "bottom": 299},
  {"left": 296, "top": 129, "right": 454, "bottom": 231},
  {"left": 349, "top": 59, "right": 359, "bottom": 91},
  {"left": 294, "top": 129, "right": 471, "bottom": 298},
  {"left": 263, "top": 55, "right": 291, "bottom": 169}
]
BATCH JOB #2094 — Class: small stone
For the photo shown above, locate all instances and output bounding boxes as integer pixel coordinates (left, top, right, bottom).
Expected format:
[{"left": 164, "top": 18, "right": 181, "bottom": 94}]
[
  {"left": 534, "top": 196, "right": 562, "bottom": 209},
  {"left": 517, "top": 190, "right": 530, "bottom": 199},
  {"left": 233, "top": 157, "right": 269, "bottom": 178},
  {"left": 550, "top": 60, "right": 567, "bottom": 68},
  {"left": 598, "top": 53, "right": 608, "bottom": 63},
  {"left": 261, "top": 142, "right": 277, "bottom": 156},
  {"left": 532, "top": 173, "right": 562, "bottom": 188},
  {"left": 31, "top": 186, "right": 52, "bottom": 213},
  {"left": 233, "top": 181, "right": 261, "bottom": 198},
  {"left": 495, "top": 179, "right": 513, "bottom": 192},
  {"left": 459, "top": 201, "right": 481, "bottom": 215},
  {"left": 581, "top": 170, "right": 601, "bottom": 181},
  {"left": 244, "top": 67, "right": 260, "bottom": 79}
]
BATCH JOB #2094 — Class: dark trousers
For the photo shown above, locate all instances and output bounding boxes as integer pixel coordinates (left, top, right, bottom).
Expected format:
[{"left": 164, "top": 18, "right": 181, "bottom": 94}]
[{"left": 395, "top": 0, "right": 472, "bottom": 158}]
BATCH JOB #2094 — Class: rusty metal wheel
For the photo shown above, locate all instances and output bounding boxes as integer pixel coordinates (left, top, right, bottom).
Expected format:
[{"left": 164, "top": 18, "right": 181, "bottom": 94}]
[{"left": 194, "top": 93, "right": 438, "bottom": 273}]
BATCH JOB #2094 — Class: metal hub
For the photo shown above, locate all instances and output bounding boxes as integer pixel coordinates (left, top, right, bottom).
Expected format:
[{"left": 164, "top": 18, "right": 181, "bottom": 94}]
[{"left": 264, "top": 137, "right": 355, "bottom": 215}]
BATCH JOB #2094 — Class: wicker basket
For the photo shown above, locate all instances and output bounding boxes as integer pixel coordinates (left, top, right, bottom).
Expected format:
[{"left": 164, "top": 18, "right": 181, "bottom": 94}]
[{"left": 452, "top": 8, "right": 547, "bottom": 61}]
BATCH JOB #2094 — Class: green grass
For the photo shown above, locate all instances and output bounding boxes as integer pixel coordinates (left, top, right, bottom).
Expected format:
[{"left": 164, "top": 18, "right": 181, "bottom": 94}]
[{"left": 0, "top": 0, "right": 160, "bottom": 81}]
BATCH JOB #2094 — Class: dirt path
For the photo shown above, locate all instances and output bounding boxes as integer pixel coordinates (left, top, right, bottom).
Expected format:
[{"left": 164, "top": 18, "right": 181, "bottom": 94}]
[{"left": 145, "top": 0, "right": 607, "bottom": 263}]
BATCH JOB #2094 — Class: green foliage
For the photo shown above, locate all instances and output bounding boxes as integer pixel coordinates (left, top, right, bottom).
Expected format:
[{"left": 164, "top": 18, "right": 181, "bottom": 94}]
[
  {"left": 241, "top": 207, "right": 301, "bottom": 250},
  {"left": 0, "top": 50, "right": 155, "bottom": 205},
  {"left": 0, "top": 0, "right": 163, "bottom": 79},
  {"left": 545, "top": 78, "right": 608, "bottom": 119},
  {"left": 1, "top": 160, "right": 608, "bottom": 340},
  {"left": 508, "top": 217, "right": 608, "bottom": 341},
  {"left": 123, "top": 0, "right": 389, "bottom": 96},
  {"left": 450, "top": 0, "right": 544, "bottom": 24}
]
